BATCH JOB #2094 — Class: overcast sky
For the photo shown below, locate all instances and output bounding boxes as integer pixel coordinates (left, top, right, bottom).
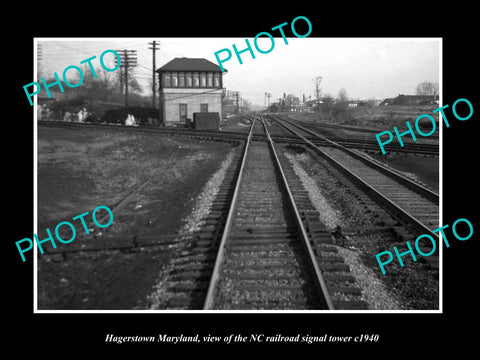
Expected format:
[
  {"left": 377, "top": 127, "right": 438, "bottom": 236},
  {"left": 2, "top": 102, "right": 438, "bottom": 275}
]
[{"left": 37, "top": 38, "right": 440, "bottom": 106}]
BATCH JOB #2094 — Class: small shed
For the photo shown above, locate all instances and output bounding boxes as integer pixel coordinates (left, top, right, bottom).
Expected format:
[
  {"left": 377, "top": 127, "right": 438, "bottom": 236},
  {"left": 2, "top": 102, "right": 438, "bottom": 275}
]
[{"left": 193, "top": 112, "right": 220, "bottom": 130}]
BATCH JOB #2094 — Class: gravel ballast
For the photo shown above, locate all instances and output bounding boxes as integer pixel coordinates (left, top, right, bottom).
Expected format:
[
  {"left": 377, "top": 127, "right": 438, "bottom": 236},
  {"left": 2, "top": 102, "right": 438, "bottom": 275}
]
[
  {"left": 145, "top": 149, "right": 237, "bottom": 309},
  {"left": 283, "top": 147, "right": 439, "bottom": 310}
]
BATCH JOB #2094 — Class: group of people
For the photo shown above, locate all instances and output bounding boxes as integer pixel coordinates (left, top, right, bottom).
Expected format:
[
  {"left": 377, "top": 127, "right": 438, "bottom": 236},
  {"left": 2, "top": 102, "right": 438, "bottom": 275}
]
[
  {"left": 37, "top": 104, "right": 162, "bottom": 127},
  {"left": 37, "top": 105, "right": 91, "bottom": 123}
]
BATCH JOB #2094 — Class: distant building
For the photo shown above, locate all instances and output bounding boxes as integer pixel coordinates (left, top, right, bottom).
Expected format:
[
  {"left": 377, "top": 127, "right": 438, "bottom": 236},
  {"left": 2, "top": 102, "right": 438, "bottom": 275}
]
[
  {"left": 156, "top": 57, "right": 225, "bottom": 125},
  {"left": 380, "top": 94, "right": 439, "bottom": 106},
  {"left": 223, "top": 90, "right": 239, "bottom": 117},
  {"left": 379, "top": 98, "right": 395, "bottom": 106},
  {"left": 284, "top": 94, "right": 300, "bottom": 108},
  {"left": 346, "top": 100, "right": 372, "bottom": 108},
  {"left": 292, "top": 99, "right": 318, "bottom": 112},
  {"left": 394, "top": 94, "right": 438, "bottom": 105}
]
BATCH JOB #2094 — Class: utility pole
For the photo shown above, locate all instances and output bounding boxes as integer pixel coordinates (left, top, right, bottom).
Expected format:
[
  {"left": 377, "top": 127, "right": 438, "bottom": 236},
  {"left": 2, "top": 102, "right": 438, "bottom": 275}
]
[
  {"left": 234, "top": 91, "right": 239, "bottom": 114},
  {"left": 114, "top": 49, "right": 137, "bottom": 107},
  {"left": 37, "top": 43, "right": 43, "bottom": 61},
  {"left": 119, "top": 70, "right": 123, "bottom": 95},
  {"left": 37, "top": 43, "right": 43, "bottom": 80},
  {"left": 148, "top": 41, "right": 160, "bottom": 109},
  {"left": 124, "top": 50, "right": 129, "bottom": 106},
  {"left": 264, "top": 92, "right": 271, "bottom": 110}
]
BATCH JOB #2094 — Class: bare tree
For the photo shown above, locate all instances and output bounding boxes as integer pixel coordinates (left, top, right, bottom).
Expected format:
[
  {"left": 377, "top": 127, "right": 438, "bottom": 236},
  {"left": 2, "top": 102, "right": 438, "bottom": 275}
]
[
  {"left": 66, "top": 64, "right": 119, "bottom": 101},
  {"left": 127, "top": 70, "right": 143, "bottom": 94},
  {"left": 87, "top": 67, "right": 120, "bottom": 101},
  {"left": 415, "top": 81, "right": 439, "bottom": 96},
  {"left": 313, "top": 76, "right": 323, "bottom": 111},
  {"left": 321, "top": 93, "right": 334, "bottom": 111},
  {"left": 337, "top": 88, "right": 349, "bottom": 103}
]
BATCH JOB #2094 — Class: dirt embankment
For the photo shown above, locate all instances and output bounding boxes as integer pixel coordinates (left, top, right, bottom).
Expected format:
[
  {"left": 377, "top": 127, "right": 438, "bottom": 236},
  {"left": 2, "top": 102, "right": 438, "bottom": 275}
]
[
  {"left": 37, "top": 127, "right": 237, "bottom": 309},
  {"left": 288, "top": 104, "right": 439, "bottom": 130}
]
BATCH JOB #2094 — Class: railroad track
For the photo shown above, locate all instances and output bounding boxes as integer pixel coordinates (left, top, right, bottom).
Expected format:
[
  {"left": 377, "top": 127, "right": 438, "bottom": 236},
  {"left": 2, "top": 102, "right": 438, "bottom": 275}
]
[
  {"left": 268, "top": 114, "right": 440, "bottom": 268},
  {"left": 38, "top": 120, "right": 247, "bottom": 142},
  {"left": 39, "top": 119, "right": 438, "bottom": 156},
  {"left": 255, "top": 133, "right": 438, "bottom": 156},
  {"left": 163, "top": 115, "right": 367, "bottom": 310},
  {"left": 286, "top": 114, "right": 440, "bottom": 139},
  {"left": 39, "top": 113, "right": 439, "bottom": 309},
  {"left": 203, "top": 116, "right": 333, "bottom": 310},
  {"left": 268, "top": 115, "right": 438, "bottom": 155}
]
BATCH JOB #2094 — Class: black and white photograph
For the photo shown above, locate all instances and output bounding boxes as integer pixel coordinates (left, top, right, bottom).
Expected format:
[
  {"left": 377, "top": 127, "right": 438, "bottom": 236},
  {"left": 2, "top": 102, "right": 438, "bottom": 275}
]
[
  {"left": 33, "top": 37, "right": 441, "bottom": 312},
  {"left": 6, "top": 7, "right": 478, "bottom": 354}
]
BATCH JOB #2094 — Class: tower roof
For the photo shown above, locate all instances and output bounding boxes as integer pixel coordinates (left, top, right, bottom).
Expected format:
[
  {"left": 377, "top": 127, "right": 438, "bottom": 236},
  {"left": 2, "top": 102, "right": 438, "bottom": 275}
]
[{"left": 156, "top": 57, "right": 224, "bottom": 72}]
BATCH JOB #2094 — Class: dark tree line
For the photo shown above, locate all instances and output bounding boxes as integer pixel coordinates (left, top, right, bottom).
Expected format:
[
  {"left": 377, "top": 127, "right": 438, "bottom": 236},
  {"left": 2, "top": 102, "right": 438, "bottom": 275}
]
[{"left": 39, "top": 64, "right": 143, "bottom": 103}]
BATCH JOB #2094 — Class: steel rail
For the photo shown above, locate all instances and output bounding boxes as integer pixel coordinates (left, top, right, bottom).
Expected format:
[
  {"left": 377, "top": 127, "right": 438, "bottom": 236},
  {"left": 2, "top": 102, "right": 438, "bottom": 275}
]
[
  {"left": 270, "top": 115, "right": 439, "bottom": 241},
  {"left": 202, "top": 115, "right": 256, "bottom": 310},
  {"left": 39, "top": 119, "right": 438, "bottom": 155},
  {"left": 255, "top": 134, "right": 438, "bottom": 155},
  {"left": 38, "top": 120, "right": 248, "bottom": 139},
  {"left": 288, "top": 115, "right": 440, "bottom": 138},
  {"left": 260, "top": 116, "right": 335, "bottom": 310},
  {"left": 271, "top": 115, "right": 439, "bottom": 204}
]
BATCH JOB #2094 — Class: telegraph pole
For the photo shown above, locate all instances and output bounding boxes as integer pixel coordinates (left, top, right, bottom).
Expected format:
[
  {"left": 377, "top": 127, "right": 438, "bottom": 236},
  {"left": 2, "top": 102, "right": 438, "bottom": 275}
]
[
  {"left": 264, "top": 92, "right": 271, "bottom": 110},
  {"left": 234, "top": 91, "right": 239, "bottom": 114},
  {"left": 114, "top": 49, "right": 137, "bottom": 107},
  {"left": 37, "top": 43, "right": 43, "bottom": 61},
  {"left": 119, "top": 70, "right": 123, "bottom": 95},
  {"left": 148, "top": 41, "right": 160, "bottom": 109},
  {"left": 37, "top": 43, "right": 43, "bottom": 80},
  {"left": 124, "top": 50, "right": 129, "bottom": 106}
]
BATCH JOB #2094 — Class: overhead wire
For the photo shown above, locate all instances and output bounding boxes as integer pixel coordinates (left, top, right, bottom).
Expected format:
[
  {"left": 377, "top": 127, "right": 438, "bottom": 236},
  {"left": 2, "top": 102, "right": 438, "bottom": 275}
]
[{"left": 36, "top": 40, "right": 235, "bottom": 103}]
